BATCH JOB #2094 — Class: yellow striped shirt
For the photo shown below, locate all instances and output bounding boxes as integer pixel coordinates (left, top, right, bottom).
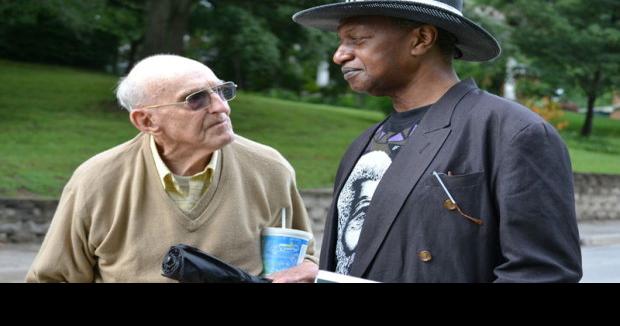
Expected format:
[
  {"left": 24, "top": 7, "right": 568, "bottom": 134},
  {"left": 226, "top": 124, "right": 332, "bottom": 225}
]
[{"left": 150, "top": 135, "right": 218, "bottom": 214}]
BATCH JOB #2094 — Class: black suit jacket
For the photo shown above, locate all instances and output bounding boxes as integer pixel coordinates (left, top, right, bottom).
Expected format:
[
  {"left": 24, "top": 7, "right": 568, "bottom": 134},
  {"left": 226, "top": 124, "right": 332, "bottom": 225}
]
[{"left": 319, "top": 79, "right": 582, "bottom": 282}]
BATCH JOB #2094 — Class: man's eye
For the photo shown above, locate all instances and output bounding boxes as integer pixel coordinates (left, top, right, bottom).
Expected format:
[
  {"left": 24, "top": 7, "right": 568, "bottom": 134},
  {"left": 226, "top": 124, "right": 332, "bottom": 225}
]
[
  {"left": 342, "top": 36, "right": 365, "bottom": 45},
  {"left": 187, "top": 91, "right": 209, "bottom": 110}
]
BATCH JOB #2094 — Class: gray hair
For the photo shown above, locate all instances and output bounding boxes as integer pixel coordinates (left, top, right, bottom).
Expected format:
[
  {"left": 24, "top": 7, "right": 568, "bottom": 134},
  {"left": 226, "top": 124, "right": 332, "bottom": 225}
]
[
  {"left": 115, "top": 75, "right": 144, "bottom": 112},
  {"left": 115, "top": 54, "right": 212, "bottom": 112}
]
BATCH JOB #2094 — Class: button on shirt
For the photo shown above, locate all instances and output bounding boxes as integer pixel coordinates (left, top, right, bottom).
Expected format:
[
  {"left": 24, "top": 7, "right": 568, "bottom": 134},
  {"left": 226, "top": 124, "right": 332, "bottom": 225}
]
[{"left": 150, "top": 135, "right": 218, "bottom": 215}]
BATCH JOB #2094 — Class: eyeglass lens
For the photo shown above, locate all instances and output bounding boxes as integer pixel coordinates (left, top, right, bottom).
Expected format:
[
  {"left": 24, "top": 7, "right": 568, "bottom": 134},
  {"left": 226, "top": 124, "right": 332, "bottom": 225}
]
[{"left": 186, "top": 83, "right": 236, "bottom": 111}]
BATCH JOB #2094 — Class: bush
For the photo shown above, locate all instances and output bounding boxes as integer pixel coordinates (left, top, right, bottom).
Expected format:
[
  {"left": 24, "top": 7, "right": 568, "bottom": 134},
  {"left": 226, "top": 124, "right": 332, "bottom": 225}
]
[
  {"left": 525, "top": 97, "right": 569, "bottom": 131},
  {"left": 266, "top": 88, "right": 300, "bottom": 101},
  {"left": 0, "top": 4, "right": 118, "bottom": 70},
  {"left": 263, "top": 84, "right": 394, "bottom": 116}
]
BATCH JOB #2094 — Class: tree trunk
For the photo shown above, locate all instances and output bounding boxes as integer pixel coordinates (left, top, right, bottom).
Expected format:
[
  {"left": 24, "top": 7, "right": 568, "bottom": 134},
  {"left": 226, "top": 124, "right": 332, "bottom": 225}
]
[
  {"left": 139, "top": 0, "right": 193, "bottom": 59},
  {"left": 579, "top": 69, "right": 602, "bottom": 137},
  {"left": 124, "top": 37, "right": 143, "bottom": 74},
  {"left": 613, "top": 90, "right": 620, "bottom": 108},
  {"left": 580, "top": 94, "right": 596, "bottom": 137}
]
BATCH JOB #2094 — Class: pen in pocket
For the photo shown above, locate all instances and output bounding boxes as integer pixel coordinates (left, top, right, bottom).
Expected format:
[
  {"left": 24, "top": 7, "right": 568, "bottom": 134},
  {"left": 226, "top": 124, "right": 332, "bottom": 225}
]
[{"left": 432, "top": 171, "right": 483, "bottom": 225}]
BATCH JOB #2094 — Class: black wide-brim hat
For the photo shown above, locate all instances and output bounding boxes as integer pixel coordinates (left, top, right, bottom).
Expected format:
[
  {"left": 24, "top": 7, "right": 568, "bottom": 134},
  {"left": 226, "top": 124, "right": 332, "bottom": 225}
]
[{"left": 293, "top": 0, "right": 501, "bottom": 62}]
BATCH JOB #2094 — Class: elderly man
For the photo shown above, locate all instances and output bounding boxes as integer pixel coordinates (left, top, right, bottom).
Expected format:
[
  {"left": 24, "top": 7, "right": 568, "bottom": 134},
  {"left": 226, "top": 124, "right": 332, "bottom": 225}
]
[
  {"left": 26, "top": 54, "right": 318, "bottom": 282},
  {"left": 294, "top": 0, "right": 582, "bottom": 282}
]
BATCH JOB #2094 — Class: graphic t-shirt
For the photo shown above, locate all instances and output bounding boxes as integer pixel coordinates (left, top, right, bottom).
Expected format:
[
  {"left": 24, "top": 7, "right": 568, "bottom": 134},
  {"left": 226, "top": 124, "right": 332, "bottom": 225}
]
[{"left": 335, "top": 105, "right": 430, "bottom": 274}]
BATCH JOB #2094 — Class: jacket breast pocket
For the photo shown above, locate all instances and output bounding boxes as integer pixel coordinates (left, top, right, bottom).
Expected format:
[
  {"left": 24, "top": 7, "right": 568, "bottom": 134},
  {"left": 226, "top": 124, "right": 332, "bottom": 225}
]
[
  {"left": 422, "top": 171, "right": 485, "bottom": 225},
  {"left": 424, "top": 171, "right": 484, "bottom": 189}
]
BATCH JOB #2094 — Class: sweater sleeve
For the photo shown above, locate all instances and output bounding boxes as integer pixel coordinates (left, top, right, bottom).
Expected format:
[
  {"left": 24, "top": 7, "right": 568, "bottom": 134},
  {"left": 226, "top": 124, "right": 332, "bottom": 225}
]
[{"left": 25, "top": 185, "right": 96, "bottom": 282}]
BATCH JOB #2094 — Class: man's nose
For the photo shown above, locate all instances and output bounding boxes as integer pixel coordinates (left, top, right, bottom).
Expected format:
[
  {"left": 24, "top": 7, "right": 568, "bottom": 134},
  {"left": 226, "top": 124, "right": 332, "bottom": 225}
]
[
  {"left": 333, "top": 44, "right": 353, "bottom": 66},
  {"left": 206, "top": 92, "right": 230, "bottom": 115}
]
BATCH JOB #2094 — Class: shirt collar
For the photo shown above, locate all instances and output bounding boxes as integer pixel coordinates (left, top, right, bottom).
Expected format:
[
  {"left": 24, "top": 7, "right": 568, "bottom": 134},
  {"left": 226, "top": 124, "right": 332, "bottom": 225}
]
[{"left": 150, "top": 135, "right": 218, "bottom": 192}]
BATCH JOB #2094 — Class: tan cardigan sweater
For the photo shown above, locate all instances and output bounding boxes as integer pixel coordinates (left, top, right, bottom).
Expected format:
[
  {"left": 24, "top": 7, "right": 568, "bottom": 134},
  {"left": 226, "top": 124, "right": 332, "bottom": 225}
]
[{"left": 26, "top": 133, "right": 317, "bottom": 282}]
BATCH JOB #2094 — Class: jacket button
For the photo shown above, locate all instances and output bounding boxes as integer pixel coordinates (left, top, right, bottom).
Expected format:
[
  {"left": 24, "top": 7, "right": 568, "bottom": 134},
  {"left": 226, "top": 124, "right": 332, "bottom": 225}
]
[
  {"left": 418, "top": 250, "right": 432, "bottom": 262},
  {"left": 443, "top": 199, "right": 457, "bottom": 211}
]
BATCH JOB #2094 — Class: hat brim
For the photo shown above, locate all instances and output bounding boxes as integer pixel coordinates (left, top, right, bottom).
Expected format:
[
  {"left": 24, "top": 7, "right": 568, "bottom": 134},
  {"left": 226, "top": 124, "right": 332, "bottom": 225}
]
[{"left": 293, "top": 1, "right": 501, "bottom": 62}]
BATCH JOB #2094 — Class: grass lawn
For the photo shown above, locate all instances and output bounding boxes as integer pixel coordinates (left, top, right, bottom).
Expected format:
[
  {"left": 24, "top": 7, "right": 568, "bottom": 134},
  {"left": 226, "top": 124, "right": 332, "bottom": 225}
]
[
  {"left": 559, "top": 111, "right": 620, "bottom": 174},
  {"left": 0, "top": 60, "right": 138, "bottom": 197},
  {"left": 232, "top": 94, "right": 382, "bottom": 189},
  {"left": 0, "top": 60, "right": 383, "bottom": 197},
  {"left": 1, "top": 60, "right": 618, "bottom": 198}
]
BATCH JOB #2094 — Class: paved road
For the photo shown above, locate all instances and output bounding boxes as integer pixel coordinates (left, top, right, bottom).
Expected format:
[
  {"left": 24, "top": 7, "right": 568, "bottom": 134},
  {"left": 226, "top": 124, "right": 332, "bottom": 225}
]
[
  {"left": 0, "top": 243, "right": 39, "bottom": 282},
  {"left": 580, "top": 244, "right": 620, "bottom": 283},
  {"left": 2, "top": 242, "right": 619, "bottom": 283}
]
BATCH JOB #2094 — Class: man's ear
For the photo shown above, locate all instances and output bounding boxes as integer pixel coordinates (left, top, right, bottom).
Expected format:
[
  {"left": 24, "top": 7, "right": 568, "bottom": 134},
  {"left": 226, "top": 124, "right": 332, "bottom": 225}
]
[
  {"left": 130, "top": 109, "right": 159, "bottom": 133},
  {"left": 409, "top": 25, "right": 439, "bottom": 56}
]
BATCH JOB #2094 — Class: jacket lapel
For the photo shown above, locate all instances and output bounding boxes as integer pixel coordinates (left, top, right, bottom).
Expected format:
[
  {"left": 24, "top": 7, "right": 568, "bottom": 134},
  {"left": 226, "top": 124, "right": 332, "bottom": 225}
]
[{"left": 349, "top": 79, "right": 479, "bottom": 277}]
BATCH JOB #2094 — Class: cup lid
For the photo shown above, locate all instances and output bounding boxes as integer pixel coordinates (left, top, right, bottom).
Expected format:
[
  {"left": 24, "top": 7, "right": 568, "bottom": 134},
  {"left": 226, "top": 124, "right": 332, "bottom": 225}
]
[{"left": 262, "top": 227, "right": 313, "bottom": 240}]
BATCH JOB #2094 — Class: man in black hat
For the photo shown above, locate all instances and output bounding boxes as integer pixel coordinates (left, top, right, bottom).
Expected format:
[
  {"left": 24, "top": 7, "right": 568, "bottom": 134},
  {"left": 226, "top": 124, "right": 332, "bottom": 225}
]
[{"left": 294, "top": 0, "right": 582, "bottom": 282}]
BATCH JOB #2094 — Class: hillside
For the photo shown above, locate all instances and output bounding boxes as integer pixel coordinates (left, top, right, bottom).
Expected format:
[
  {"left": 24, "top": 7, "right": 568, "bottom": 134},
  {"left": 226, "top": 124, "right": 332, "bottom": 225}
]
[
  {"left": 0, "top": 60, "right": 383, "bottom": 197},
  {"left": 1, "top": 60, "right": 618, "bottom": 198}
]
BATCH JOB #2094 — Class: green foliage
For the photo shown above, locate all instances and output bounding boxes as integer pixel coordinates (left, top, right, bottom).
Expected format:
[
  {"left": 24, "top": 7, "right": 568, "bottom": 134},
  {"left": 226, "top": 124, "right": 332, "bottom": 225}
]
[
  {"left": 453, "top": 0, "right": 517, "bottom": 95},
  {"left": 524, "top": 97, "right": 569, "bottom": 131},
  {"left": 496, "top": 0, "right": 620, "bottom": 136},
  {"left": 508, "top": 0, "right": 620, "bottom": 91},
  {"left": 202, "top": 6, "right": 281, "bottom": 90},
  {"left": 0, "top": 0, "right": 122, "bottom": 69},
  {"left": 515, "top": 77, "right": 555, "bottom": 100},
  {"left": 265, "top": 84, "right": 394, "bottom": 115},
  {"left": 188, "top": 1, "right": 336, "bottom": 92}
]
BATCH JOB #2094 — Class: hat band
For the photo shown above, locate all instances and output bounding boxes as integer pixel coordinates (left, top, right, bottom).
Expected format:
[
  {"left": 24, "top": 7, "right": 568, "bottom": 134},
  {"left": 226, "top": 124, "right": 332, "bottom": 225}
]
[{"left": 344, "top": 0, "right": 463, "bottom": 17}]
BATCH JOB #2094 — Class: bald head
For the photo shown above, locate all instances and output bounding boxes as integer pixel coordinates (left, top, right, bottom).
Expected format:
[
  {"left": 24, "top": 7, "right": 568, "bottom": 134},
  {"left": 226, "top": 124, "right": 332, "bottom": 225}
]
[{"left": 116, "top": 54, "right": 216, "bottom": 111}]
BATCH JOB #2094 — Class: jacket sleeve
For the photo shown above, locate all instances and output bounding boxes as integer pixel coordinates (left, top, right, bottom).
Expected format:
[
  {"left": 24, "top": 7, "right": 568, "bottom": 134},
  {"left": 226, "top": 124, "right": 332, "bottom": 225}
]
[
  {"left": 493, "top": 121, "right": 582, "bottom": 282},
  {"left": 25, "top": 185, "right": 96, "bottom": 282}
]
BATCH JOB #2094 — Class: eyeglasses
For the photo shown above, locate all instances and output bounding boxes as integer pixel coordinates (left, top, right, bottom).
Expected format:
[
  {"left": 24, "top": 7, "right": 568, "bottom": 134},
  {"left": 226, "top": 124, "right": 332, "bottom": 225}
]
[{"left": 142, "top": 81, "right": 237, "bottom": 111}]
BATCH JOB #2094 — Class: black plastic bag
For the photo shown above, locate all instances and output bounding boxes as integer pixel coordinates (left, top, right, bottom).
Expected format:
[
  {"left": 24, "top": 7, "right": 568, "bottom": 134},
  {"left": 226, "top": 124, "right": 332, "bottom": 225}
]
[{"left": 161, "top": 244, "right": 271, "bottom": 283}]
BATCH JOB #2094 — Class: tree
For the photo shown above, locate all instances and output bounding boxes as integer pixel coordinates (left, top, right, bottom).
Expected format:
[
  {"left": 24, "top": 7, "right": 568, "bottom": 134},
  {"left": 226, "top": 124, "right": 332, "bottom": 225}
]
[
  {"left": 187, "top": 1, "right": 335, "bottom": 92},
  {"left": 501, "top": 0, "right": 620, "bottom": 137},
  {"left": 100, "top": 0, "right": 146, "bottom": 73},
  {"left": 0, "top": 0, "right": 121, "bottom": 69},
  {"left": 139, "top": 0, "right": 195, "bottom": 58},
  {"left": 188, "top": 5, "right": 281, "bottom": 90},
  {"left": 454, "top": 0, "right": 518, "bottom": 96}
]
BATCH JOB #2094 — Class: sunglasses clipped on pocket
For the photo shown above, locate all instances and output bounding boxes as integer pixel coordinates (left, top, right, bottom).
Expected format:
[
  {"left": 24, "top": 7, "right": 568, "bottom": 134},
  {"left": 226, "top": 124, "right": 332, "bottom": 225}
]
[{"left": 432, "top": 171, "right": 483, "bottom": 225}]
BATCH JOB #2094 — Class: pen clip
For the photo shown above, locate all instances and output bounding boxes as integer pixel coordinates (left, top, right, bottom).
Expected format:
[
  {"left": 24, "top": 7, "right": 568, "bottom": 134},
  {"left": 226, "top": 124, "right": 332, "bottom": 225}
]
[
  {"left": 432, "top": 171, "right": 483, "bottom": 226},
  {"left": 432, "top": 171, "right": 456, "bottom": 205}
]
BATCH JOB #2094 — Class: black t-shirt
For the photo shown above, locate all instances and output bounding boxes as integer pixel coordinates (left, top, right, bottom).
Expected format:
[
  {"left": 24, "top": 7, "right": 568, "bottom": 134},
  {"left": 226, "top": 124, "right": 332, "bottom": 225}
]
[
  {"left": 368, "top": 106, "right": 431, "bottom": 158},
  {"left": 335, "top": 105, "right": 431, "bottom": 275}
]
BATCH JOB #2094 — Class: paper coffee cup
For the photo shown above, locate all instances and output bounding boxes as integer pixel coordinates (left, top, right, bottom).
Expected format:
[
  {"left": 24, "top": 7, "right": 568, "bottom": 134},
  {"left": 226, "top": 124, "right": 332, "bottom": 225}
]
[{"left": 261, "top": 227, "right": 313, "bottom": 276}]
